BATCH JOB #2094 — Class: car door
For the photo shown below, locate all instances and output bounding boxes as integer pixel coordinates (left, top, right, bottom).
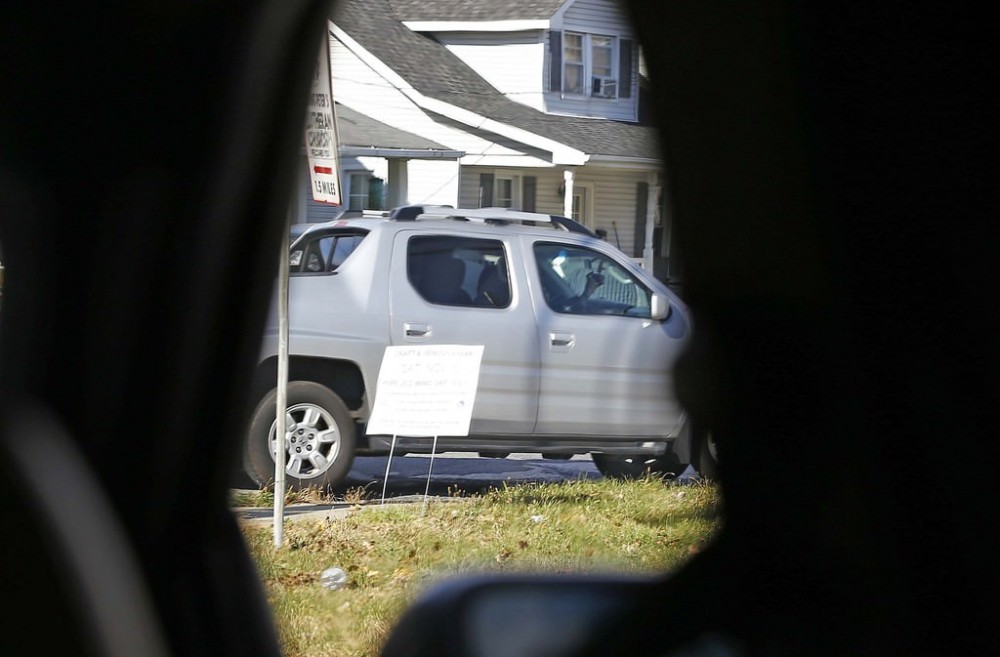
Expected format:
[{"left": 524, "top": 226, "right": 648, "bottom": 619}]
[
  {"left": 388, "top": 230, "right": 540, "bottom": 435},
  {"left": 528, "top": 238, "right": 688, "bottom": 438}
]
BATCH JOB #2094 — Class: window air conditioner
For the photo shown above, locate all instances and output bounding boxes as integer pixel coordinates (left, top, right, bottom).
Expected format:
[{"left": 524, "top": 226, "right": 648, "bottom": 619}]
[{"left": 591, "top": 76, "right": 618, "bottom": 99}]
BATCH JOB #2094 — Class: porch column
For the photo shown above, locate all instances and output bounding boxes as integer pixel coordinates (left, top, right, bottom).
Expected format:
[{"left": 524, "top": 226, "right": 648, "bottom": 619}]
[
  {"left": 562, "top": 169, "right": 574, "bottom": 218},
  {"left": 644, "top": 172, "right": 659, "bottom": 271},
  {"left": 387, "top": 158, "right": 409, "bottom": 208}
]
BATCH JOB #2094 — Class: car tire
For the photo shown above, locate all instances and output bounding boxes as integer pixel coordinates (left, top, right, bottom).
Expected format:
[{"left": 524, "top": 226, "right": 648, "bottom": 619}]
[
  {"left": 591, "top": 453, "right": 688, "bottom": 480},
  {"left": 692, "top": 428, "right": 720, "bottom": 480},
  {"left": 244, "top": 381, "right": 356, "bottom": 490}
]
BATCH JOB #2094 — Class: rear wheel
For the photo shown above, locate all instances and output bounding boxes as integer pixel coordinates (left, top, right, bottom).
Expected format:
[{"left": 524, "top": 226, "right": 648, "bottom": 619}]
[
  {"left": 244, "top": 381, "right": 356, "bottom": 490},
  {"left": 692, "top": 429, "right": 720, "bottom": 480},
  {"left": 592, "top": 453, "right": 687, "bottom": 480}
]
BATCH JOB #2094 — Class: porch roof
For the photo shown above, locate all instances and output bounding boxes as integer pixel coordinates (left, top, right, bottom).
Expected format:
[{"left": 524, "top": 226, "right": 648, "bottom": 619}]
[{"left": 336, "top": 103, "right": 464, "bottom": 159}]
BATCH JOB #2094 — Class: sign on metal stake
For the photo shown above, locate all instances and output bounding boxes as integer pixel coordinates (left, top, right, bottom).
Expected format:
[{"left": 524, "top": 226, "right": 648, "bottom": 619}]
[{"left": 367, "top": 345, "right": 484, "bottom": 509}]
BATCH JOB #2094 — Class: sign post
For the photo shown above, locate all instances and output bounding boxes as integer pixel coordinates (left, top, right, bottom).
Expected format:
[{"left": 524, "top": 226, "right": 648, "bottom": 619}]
[
  {"left": 273, "top": 222, "right": 289, "bottom": 548},
  {"left": 275, "top": 31, "right": 342, "bottom": 548}
]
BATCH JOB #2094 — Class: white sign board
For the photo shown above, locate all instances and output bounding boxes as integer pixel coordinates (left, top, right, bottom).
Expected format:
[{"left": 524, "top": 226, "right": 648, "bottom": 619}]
[
  {"left": 305, "top": 33, "right": 341, "bottom": 205},
  {"left": 366, "top": 345, "right": 485, "bottom": 437}
]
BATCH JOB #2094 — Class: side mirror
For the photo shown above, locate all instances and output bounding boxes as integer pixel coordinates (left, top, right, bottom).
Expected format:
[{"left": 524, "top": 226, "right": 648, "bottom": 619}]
[
  {"left": 379, "top": 574, "right": 660, "bottom": 657},
  {"left": 651, "top": 293, "right": 671, "bottom": 321}
]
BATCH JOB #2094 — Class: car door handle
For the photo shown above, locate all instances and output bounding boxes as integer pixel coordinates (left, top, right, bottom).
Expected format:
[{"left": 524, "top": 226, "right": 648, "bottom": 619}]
[
  {"left": 549, "top": 331, "right": 575, "bottom": 350},
  {"left": 404, "top": 322, "right": 430, "bottom": 338}
]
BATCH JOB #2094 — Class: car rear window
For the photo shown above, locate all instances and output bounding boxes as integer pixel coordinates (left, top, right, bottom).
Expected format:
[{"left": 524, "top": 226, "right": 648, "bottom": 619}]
[
  {"left": 407, "top": 235, "right": 511, "bottom": 308},
  {"left": 289, "top": 229, "right": 369, "bottom": 274}
]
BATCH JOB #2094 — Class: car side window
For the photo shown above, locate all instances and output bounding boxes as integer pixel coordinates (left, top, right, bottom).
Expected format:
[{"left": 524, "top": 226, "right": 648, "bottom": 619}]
[
  {"left": 534, "top": 242, "right": 652, "bottom": 317},
  {"left": 289, "top": 230, "right": 368, "bottom": 274},
  {"left": 407, "top": 236, "right": 510, "bottom": 308}
]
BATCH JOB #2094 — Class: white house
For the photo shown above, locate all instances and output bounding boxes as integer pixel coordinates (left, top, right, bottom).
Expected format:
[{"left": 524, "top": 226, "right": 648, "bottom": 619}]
[{"left": 296, "top": 0, "right": 679, "bottom": 281}]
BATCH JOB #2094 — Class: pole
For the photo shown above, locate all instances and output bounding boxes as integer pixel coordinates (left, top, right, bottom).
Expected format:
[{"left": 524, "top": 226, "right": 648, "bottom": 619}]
[
  {"left": 381, "top": 435, "right": 398, "bottom": 505},
  {"left": 273, "top": 221, "right": 290, "bottom": 548},
  {"left": 644, "top": 175, "right": 658, "bottom": 272},
  {"left": 421, "top": 435, "right": 439, "bottom": 516}
]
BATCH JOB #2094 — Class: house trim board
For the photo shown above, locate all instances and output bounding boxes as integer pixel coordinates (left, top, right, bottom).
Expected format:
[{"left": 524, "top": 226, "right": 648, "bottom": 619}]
[
  {"left": 402, "top": 20, "right": 551, "bottom": 32},
  {"left": 586, "top": 154, "right": 662, "bottom": 169},
  {"left": 339, "top": 146, "right": 465, "bottom": 159}
]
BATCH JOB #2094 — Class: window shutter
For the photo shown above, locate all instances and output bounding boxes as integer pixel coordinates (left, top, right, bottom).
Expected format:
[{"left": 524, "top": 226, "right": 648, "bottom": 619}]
[
  {"left": 479, "top": 173, "right": 494, "bottom": 208},
  {"left": 523, "top": 176, "right": 537, "bottom": 212},
  {"left": 633, "top": 181, "right": 648, "bottom": 258},
  {"left": 549, "top": 31, "right": 562, "bottom": 92},
  {"left": 619, "top": 38, "right": 634, "bottom": 99}
]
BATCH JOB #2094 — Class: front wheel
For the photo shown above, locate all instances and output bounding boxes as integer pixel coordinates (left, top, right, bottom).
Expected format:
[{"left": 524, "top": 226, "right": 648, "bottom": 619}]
[
  {"left": 592, "top": 453, "right": 688, "bottom": 480},
  {"left": 244, "top": 381, "right": 356, "bottom": 490}
]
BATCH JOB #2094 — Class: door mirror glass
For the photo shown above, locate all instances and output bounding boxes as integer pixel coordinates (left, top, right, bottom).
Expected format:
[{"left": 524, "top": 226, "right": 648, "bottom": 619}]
[{"left": 651, "top": 292, "right": 671, "bottom": 321}]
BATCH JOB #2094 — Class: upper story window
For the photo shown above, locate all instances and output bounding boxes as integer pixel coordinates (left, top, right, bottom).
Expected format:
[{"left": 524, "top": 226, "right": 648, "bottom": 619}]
[
  {"left": 562, "top": 32, "right": 617, "bottom": 98},
  {"left": 590, "top": 35, "right": 614, "bottom": 80},
  {"left": 550, "top": 31, "right": 634, "bottom": 101},
  {"left": 563, "top": 33, "right": 585, "bottom": 94}
]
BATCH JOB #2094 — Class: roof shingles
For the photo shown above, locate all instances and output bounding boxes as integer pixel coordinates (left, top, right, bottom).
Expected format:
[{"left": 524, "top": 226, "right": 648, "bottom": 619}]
[{"left": 387, "top": 0, "right": 569, "bottom": 22}]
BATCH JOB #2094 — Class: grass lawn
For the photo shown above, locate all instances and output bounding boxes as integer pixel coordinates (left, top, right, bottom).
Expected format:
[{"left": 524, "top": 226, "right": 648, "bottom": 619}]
[{"left": 241, "top": 477, "right": 722, "bottom": 657}]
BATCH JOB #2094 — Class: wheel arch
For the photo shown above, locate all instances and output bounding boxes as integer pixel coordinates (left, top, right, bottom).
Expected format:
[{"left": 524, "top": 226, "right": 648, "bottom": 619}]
[{"left": 250, "top": 356, "right": 367, "bottom": 413}]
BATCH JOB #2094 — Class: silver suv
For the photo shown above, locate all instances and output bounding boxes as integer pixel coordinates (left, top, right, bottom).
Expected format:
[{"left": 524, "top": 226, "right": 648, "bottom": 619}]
[{"left": 243, "top": 206, "right": 696, "bottom": 489}]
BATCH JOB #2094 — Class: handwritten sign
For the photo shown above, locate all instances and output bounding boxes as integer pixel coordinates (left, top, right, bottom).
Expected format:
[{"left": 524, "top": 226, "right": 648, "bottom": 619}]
[{"left": 366, "top": 345, "right": 485, "bottom": 437}]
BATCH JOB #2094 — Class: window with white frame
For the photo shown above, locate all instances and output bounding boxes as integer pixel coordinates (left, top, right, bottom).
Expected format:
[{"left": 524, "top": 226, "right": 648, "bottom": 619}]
[
  {"left": 495, "top": 175, "right": 519, "bottom": 208},
  {"left": 347, "top": 174, "right": 385, "bottom": 212},
  {"left": 480, "top": 172, "right": 536, "bottom": 211},
  {"left": 562, "top": 32, "right": 618, "bottom": 99},
  {"left": 563, "top": 33, "right": 585, "bottom": 95}
]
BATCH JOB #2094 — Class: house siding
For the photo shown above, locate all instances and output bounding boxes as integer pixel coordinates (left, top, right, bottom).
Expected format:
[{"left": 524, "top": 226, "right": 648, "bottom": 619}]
[
  {"left": 436, "top": 31, "right": 547, "bottom": 111},
  {"left": 546, "top": 0, "right": 637, "bottom": 121},
  {"left": 562, "top": 0, "right": 633, "bottom": 31},
  {"left": 459, "top": 166, "right": 657, "bottom": 258}
]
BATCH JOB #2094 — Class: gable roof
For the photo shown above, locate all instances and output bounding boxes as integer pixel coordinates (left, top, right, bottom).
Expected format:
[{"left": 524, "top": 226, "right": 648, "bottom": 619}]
[
  {"left": 332, "top": 0, "right": 660, "bottom": 162},
  {"left": 387, "top": 0, "right": 568, "bottom": 22}
]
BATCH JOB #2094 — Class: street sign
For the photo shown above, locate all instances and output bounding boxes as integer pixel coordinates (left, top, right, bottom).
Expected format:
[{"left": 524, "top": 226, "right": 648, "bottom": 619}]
[{"left": 305, "top": 33, "right": 341, "bottom": 205}]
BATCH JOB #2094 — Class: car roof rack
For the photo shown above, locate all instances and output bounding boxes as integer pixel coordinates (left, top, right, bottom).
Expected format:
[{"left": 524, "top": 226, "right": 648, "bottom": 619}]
[
  {"left": 387, "top": 205, "right": 595, "bottom": 236},
  {"left": 387, "top": 204, "right": 453, "bottom": 221}
]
